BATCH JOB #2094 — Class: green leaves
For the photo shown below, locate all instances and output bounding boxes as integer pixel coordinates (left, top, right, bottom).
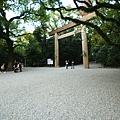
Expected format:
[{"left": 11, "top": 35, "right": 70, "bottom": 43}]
[{"left": 92, "top": 45, "right": 120, "bottom": 67}]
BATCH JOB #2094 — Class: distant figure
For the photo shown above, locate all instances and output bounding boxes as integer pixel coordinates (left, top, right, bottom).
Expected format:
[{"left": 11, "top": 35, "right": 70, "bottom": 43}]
[
  {"left": 65, "top": 60, "right": 69, "bottom": 69},
  {"left": 19, "top": 63, "right": 22, "bottom": 72},
  {"left": 71, "top": 60, "right": 74, "bottom": 69},
  {"left": 13, "top": 61, "right": 18, "bottom": 73},
  {"left": 0, "top": 63, "right": 6, "bottom": 73}
]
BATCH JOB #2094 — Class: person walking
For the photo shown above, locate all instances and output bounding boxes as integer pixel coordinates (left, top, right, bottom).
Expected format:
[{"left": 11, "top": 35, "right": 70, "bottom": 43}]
[
  {"left": 65, "top": 60, "right": 69, "bottom": 69},
  {"left": 19, "top": 63, "right": 22, "bottom": 72},
  {"left": 13, "top": 61, "right": 18, "bottom": 73},
  {"left": 71, "top": 60, "right": 74, "bottom": 69},
  {"left": 0, "top": 63, "right": 6, "bottom": 73}
]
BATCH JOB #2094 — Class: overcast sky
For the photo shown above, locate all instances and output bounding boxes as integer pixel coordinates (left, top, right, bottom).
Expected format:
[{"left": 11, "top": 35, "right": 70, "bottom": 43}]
[{"left": 61, "top": 0, "right": 75, "bottom": 6}]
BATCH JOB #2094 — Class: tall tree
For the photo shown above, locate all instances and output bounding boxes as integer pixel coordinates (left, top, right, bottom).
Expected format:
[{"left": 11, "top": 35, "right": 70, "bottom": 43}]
[{"left": 0, "top": 0, "right": 54, "bottom": 70}]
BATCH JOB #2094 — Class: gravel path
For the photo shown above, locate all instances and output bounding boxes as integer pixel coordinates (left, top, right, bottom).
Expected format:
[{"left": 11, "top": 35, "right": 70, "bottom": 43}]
[{"left": 0, "top": 63, "right": 120, "bottom": 120}]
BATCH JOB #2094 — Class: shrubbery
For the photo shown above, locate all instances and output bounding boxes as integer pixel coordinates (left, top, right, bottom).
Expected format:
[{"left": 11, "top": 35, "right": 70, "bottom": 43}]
[{"left": 92, "top": 45, "right": 120, "bottom": 67}]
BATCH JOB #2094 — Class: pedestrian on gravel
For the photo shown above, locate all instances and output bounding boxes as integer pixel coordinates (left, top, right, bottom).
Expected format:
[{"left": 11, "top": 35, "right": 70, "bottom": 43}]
[
  {"left": 19, "top": 63, "right": 22, "bottom": 72},
  {"left": 13, "top": 61, "right": 18, "bottom": 73},
  {"left": 71, "top": 60, "right": 74, "bottom": 69},
  {"left": 65, "top": 60, "right": 69, "bottom": 69},
  {"left": 0, "top": 63, "right": 6, "bottom": 73}
]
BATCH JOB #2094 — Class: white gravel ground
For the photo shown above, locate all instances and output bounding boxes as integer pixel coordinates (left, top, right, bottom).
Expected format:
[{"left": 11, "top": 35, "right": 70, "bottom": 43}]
[{"left": 0, "top": 63, "right": 120, "bottom": 120}]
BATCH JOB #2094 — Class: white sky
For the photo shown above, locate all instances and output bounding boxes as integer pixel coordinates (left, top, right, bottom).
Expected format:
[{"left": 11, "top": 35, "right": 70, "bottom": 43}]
[{"left": 62, "top": 0, "right": 75, "bottom": 6}]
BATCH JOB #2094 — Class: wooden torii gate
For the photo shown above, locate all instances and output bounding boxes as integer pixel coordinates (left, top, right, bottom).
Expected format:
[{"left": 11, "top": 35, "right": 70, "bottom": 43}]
[{"left": 48, "top": 12, "right": 96, "bottom": 68}]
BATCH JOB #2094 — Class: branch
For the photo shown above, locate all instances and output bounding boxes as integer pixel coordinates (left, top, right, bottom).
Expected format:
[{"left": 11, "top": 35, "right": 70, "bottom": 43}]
[
  {"left": 59, "top": 13, "right": 115, "bottom": 46},
  {"left": 95, "top": 10, "right": 120, "bottom": 26},
  {"left": 13, "top": 44, "right": 26, "bottom": 49},
  {"left": 9, "top": 10, "right": 30, "bottom": 23},
  {"left": 0, "top": 8, "right": 6, "bottom": 17},
  {"left": 41, "top": 1, "right": 120, "bottom": 27},
  {"left": 44, "top": 6, "right": 116, "bottom": 45},
  {"left": 47, "top": 1, "right": 120, "bottom": 13},
  {"left": 96, "top": 1, "right": 120, "bottom": 10},
  {"left": 10, "top": 32, "right": 32, "bottom": 38},
  {"left": 49, "top": 7, "right": 120, "bottom": 26}
]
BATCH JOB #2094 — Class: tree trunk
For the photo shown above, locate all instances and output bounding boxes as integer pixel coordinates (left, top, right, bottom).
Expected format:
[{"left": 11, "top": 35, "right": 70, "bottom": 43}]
[
  {"left": 7, "top": 50, "right": 14, "bottom": 71},
  {"left": 6, "top": 39, "right": 14, "bottom": 71}
]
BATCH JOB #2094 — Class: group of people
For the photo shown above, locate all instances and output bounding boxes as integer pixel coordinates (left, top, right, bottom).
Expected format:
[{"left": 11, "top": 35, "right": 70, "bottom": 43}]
[
  {"left": 65, "top": 60, "right": 74, "bottom": 69},
  {"left": 13, "top": 61, "right": 22, "bottom": 73},
  {"left": 0, "top": 61, "right": 23, "bottom": 73}
]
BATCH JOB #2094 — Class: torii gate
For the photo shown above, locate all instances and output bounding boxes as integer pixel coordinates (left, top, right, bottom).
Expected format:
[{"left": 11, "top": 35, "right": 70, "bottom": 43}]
[{"left": 48, "top": 12, "right": 96, "bottom": 68}]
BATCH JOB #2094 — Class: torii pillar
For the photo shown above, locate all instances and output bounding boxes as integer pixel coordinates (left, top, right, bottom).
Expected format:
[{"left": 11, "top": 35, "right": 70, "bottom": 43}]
[
  {"left": 80, "top": 0, "right": 91, "bottom": 68},
  {"left": 81, "top": 25, "right": 89, "bottom": 68},
  {"left": 55, "top": 33, "right": 59, "bottom": 67}
]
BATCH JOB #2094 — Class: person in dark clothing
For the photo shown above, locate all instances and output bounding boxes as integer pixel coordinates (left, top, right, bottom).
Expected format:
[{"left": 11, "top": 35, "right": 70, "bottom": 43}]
[
  {"left": 13, "top": 61, "right": 18, "bottom": 73},
  {"left": 19, "top": 63, "right": 22, "bottom": 72}
]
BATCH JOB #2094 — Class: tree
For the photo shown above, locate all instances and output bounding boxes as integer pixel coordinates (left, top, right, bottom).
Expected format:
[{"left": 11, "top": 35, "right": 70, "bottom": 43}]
[
  {"left": 24, "top": 34, "right": 42, "bottom": 67},
  {"left": 33, "top": 25, "right": 48, "bottom": 65},
  {"left": 0, "top": 38, "right": 8, "bottom": 66},
  {"left": 92, "top": 45, "right": 120, "bottom": 67},
  {"left": 0, "top": 0, "right": 55, "bottom": 70},
  {"left": 41, "top": 0, "right": 120, "bottom": 47}
]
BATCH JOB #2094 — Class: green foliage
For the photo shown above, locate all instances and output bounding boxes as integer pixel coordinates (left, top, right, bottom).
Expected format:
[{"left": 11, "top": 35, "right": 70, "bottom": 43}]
[
  {"left": 14, "top": 51, "right": 23, "bottom": 63},
  {"left": 88, "top": 7, "right": 120, "bottom": 64},
  {"left": 33, "top": 26, "right": 48, "bottom": 66},
  {"left": 0, "top": 39, "right": 8, "bottom": 65},
  {"left": 13, "top": 33, "right": 44, "bottom": 67},
  {"left": 0, "top": 51, "right": 8, "bottom": 66},
  {"left": 24, "top": 34, "right": 42, "bottom": 67},
  {"left": 99, "top": 9, "right": 120, "bottom": 46},
  {"left": 107, "top": 46, "right": 120, "bottom": 67},
  {"left": 33, "top": 26, "right": 44, "bottom": 43},
  {"left": 92, "top": 45, "right": 120, "bottom": 67},
  {"left": 94, "top": 45, "right": 108, "bottom": 66},
  {"left": 45, "top": 38, "right": 54, "bottom": 60}
]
